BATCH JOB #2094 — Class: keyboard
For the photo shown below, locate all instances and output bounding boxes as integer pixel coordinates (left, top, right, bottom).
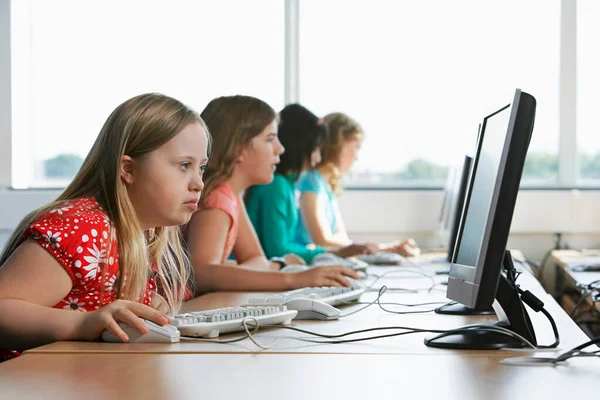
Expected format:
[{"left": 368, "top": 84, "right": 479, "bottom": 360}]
[
  {"left": 171, "top": 306, "right": 297, "bottom": 338},
  {"left": 244, "top": 284, "right": 366, "bottom": 307},
  {"left": 312, "top": 253, "right": 369, "bottom": 272},
  {"left": 359, "top": 252, "right": 404, "bottom": 265}
]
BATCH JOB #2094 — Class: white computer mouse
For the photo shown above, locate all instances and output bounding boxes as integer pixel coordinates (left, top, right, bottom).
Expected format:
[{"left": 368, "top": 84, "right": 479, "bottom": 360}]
[
  {"left": 101, "top": 319, "right": 180, "bottom": 343},
  {"left": 282, "top": 298, "right": 340, "bottom": 320},
  {"left": 279, "top": 264, "right": 310, "bottom": 273}
]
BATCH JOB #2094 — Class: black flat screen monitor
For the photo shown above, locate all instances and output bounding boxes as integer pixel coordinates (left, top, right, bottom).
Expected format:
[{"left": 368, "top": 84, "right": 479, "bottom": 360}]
[{"left": 447, "top": 89, "right": 536, "bottom": 310}]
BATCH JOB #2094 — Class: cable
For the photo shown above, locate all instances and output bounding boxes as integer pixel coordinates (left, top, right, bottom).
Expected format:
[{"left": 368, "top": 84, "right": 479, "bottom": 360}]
[
  {"left": 501, "top": 250, "right": 560, "bottom": 349},
  {"left": 180, "top": 319, "right": 541, "bottom": 351},
  {"left": 254, "top": 322, "right": 539, "bottom": 349},
  {"left": 570, "top": 292, "right": 593, "bottom": 318},
  {"left": 540, "top": 308, "right": 560, "bottom": 349},
  {"left": 502, "top": 336, "right": 600, "bottom": 366},
  {"left": 338, "top": 286, "right": 387, "bottom": 318},
  {"left": 364, "top": 268, "right": 436, "bottom": 289},
  {"left": 338, "top": 286, "right": 450, "bottom": 317}
]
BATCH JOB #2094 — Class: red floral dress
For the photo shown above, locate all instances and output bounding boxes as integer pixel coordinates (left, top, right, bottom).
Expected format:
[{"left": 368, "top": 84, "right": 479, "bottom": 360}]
[{"left": 0, "top": 197, "right": 157, "bottom": 362}]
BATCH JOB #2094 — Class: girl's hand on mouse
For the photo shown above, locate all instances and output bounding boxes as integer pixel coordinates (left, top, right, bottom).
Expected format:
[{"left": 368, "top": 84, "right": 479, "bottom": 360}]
[
  {"left": 292, "top": 266, "right": 359, "bottom": 288},
  {"left": 78, "top": 300, "right": 170, "bottom": 342}
]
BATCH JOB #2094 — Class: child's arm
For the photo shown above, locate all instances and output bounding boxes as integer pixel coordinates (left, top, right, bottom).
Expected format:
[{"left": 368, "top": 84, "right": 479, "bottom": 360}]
[
  {"left": 0, "top": 241, "right": 170, "bottom": 350},
  {"left": 299, "top": 192, "right": 352, "bottom": 247},
  {"left": 186, "top": 208, "right": 358, "bottom": 293}
]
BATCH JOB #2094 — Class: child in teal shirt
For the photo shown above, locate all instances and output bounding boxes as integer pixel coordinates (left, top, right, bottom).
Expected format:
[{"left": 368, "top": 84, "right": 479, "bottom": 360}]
[{"left": 246, "top": 104, "right": 372, "bottom": 264}]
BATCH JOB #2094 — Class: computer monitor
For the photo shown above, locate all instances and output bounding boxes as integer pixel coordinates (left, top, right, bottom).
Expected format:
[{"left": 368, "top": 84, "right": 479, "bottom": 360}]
[
  {"left": 446, "top": 155, "right": 473, "bottom": 263},
  {"left": 437, "top": 167, "right": 458, "bottom": 237},
  {"left": 425, "top": 89, "right": 537, "bottom": 350},
  {"left": 434, "top": 153, "right": 474, "bottom": 263}
]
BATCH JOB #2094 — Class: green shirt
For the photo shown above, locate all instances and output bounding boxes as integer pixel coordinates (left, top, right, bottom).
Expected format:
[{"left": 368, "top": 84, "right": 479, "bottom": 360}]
[{"left": 246, "top": 174, "right": 325, "bottom": 263}]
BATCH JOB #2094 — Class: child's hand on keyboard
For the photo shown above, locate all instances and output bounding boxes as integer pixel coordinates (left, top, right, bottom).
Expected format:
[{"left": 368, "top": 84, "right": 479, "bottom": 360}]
[
  {"left": 293, "top": 266, "right": 359, "bottom": 288},
  {"left": 77, "top": 300, "right": 171, "bottom": 342},
  {"left": 332, "top": 244, "right": 376, "bottom": 258}
]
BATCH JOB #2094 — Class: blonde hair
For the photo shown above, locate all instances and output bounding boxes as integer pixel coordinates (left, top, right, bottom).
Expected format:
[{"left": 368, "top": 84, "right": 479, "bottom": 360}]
[
  {"left": 318, "top": 112, "right": 363, "bottom": 195},
  {"left": 0, "top": 93, "right": 208, "bottom": 313},
  {"left": 199, "top": 95, "right": 276, "bottom": 207}
]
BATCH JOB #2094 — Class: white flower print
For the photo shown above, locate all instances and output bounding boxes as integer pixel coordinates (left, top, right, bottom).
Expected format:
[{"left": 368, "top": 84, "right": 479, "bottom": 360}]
[
  {"left": 103, "top": 274, "right": 117, "bottom": 291},
  {"left": 82, "top": 243, "right": 107, "bottom": 279},
  {"left": 62, "top": 297, "right": 87, "bottom": 312},
  {"left": 50, "top": 206, "right": 73, "bottom": 215},
  {"left": 42, "top": 230, "right": 62, "bottom": 249}
]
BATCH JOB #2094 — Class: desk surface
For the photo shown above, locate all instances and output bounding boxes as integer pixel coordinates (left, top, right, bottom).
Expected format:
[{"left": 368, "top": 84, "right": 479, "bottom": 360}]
[
  {"left": 27, "top": 265, "right": 589, "bottom": 356},
  {"left": 2, "top": 352, "right": 599, "bottom": 400},
  {"left": 5, "top": 259, "right": 599, "bottom": 399},
  {"left": 549, "top": 249, "right": 600, "bottom": 285}
]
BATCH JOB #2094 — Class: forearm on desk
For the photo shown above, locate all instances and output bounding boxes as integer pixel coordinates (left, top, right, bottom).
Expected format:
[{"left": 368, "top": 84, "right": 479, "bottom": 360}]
[
  {"left": 0, "top": 299, "right": 84, "bottom": 351},
  {"left": 193, "top": 264, "right": 295, "bottom": 293},
  {"left": 237, "top": 255, "right": 272, "bottom": 271}
]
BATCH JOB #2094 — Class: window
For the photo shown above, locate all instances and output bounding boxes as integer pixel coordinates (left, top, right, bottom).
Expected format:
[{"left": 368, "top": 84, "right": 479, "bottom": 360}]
[
  {"left": 577, "top": 0, "right": 600, "bottom": 181},
  {"left": 299, "top": 0, "right": 560, "bottom": 186},
  {"left": 11, "top": 0, "right": 284, "bottom": 188}
]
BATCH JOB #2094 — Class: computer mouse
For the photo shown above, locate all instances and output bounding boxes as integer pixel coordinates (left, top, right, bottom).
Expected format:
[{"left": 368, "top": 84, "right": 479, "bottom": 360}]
[
  {"left": 279, "top": 264, "right": 310, "bottom": 273},
  {"left": 101, "top": 319, "right": 181, "bottom": 343},
  {"left": 282, "top": 298, "right": 340, "bottom": 320}
]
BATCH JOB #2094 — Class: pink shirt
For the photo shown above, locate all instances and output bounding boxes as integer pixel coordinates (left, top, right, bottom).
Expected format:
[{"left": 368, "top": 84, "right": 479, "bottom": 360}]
[{"left": 199, "top": 183, "right": 240, "bottom": 263}]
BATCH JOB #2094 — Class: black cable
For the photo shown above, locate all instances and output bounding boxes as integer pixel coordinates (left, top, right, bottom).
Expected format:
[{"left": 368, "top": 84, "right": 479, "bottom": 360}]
[
  {"left": 277, "top": 324, "right": 536, "bottom": 347},
  {"left": 570, "top": 292, "right": 593, "bottom": 318},
  {"left": 540, "top": 308, "right": 560, "bottom": 349},
  {"left": 505, "top": 251, "right": 560, "bottom": 348},
  {"left": 555, "top": 336, "right": 600, "bottom": 362},
  {"left": 355, "top": 300, "right": 447, "bottom": 307}
]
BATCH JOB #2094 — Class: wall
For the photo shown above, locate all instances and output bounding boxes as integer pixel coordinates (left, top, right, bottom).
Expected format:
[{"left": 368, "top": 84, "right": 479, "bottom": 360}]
[{"left": 2, "top": 189, "right": 600, "bottom": 261}]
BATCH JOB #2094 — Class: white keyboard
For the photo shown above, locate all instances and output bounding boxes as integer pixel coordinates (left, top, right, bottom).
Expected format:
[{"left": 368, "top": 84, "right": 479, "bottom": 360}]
[
  {"left": 359, "top": 252, "right": 404, "bottom": 265},
  {"left": 171, "top": 306, "right": 297, "bottom": 338},
  {"left": 245, "top": 285, "right": 365, "bottom": 307},
  {"left": 312, "top": 253, "right": 369, "bottom": 272}
]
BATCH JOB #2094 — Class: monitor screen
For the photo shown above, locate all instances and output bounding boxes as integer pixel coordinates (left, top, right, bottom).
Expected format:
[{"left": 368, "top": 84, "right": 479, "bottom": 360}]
[
  {"left": 447, "top": 89, "right": 536, "bottom": 310},
  {"left": 446, "top": 155, "right": 473, "bottom": 262},
  {"left": 437, "top": 168, "right": 458, "bottom": 234},
  {"left": 437, "top": 153, "right": 474, "bottom": 255}
]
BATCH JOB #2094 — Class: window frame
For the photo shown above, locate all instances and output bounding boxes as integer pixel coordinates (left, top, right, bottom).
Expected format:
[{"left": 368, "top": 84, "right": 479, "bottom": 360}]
[{"left": 0, "top": 0, "right": 589, "bottom": 190}]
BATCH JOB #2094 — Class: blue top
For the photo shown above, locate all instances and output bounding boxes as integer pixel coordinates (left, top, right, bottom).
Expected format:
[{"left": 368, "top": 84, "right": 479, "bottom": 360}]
[{"left": 295, "top": 169, "right": 338, "bottom": 246}]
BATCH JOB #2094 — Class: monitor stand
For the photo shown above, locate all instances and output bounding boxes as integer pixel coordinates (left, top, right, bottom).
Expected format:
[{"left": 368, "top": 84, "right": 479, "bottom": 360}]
[
  {"left": 434, "top": 302, "right": 495, "bottom": 315},
  {"left": 424, "top": 250, "right": 537, "bottom": 350}
]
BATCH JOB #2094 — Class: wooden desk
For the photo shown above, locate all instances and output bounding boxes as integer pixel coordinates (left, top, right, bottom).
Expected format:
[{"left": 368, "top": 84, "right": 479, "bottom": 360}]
[
  {"left": 6, "top": 259, "right": 599, "bottom": 399},
  {"left": 27, "top": 265, "right": 589, "bottom": 356},
  {"left": 543, "top": 250, "right": 600, "bottom": 336},
  {"left": 1, "top": 352, "right": 599, "bottom": 399}
]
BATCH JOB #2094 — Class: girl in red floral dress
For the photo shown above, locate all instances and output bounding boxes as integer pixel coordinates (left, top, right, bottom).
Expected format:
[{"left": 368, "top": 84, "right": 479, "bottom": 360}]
[{"left": 0, "top": 93, "right": 210, "bottom": 361}]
